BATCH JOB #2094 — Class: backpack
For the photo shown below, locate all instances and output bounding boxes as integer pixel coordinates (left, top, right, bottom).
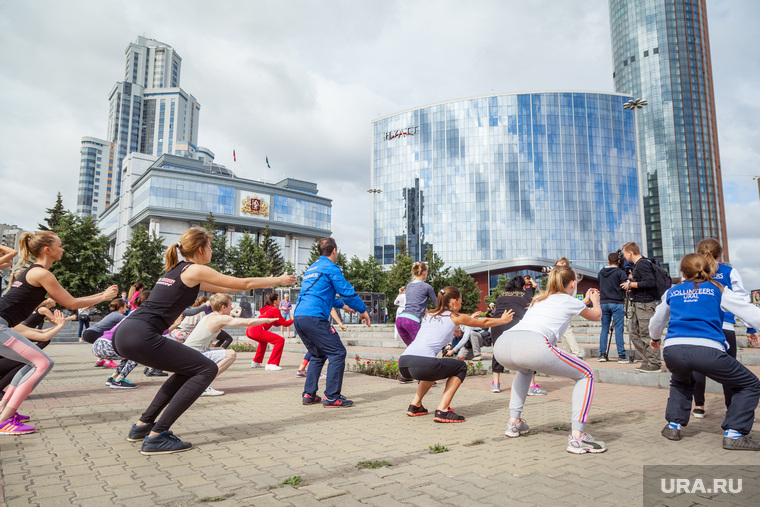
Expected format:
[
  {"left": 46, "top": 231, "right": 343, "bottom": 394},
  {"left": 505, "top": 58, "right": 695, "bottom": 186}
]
[{"left": 645, "top": 258, "right": 671, "bottom": 301}]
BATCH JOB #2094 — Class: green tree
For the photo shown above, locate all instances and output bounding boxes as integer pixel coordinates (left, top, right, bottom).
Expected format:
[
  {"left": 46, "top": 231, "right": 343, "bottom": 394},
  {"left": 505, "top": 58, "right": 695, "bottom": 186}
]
[
  {"left": 116, "top": 224, "right": 165, "bottom": 290},
  {"left": 423, "top": 246, "right": 450, "bottom": 294},
  {"left": 48, "top": 212, "right": 113, "bottom": 300},
  {"left": 202, "top": 212, "right": 231, "bottom": 274},
  {"left": 282, "top": 261, "right": 296, "bottom": 277},
  {"left": 39, "top": 192, "right": 68, "bottom": 231},
  {"left": 229, "top": 231, "right": 268, "bottom": 278},
  {"left": 345, "top": 255, "right": 386, "bottom": 293},
  {"left": 306, "top": 241, "right": 320, "bottom": 266},
  {"left": 484, "top": 275, "right": 510, "bottom": 306},
  {"left": 260, "top": 225, "right": 285, "bottom": 276},
  {"left": 384, "top": 251, "right": 413, "bottom": 322},
  {"left": 446, "top": 267, "right": 481, "bottom": 314}
]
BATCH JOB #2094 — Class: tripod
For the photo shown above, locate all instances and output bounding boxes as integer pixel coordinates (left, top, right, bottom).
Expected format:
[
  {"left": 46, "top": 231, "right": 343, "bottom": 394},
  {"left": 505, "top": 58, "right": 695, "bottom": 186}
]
[{"left": 603, "top": 292, "right": 636, "bottom": 361}]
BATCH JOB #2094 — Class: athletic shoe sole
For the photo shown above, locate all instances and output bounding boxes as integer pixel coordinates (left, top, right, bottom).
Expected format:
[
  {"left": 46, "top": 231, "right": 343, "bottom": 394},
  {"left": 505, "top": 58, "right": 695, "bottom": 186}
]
[
  {"left": 0, "top": 428, "right": 36, "bottom": 435},
  {"left": 566, "top": 446, "right": 607, "bottom": 454},
  {"left": 110, "top": 385, "right": 137, "bottom": 389},
  {"left": 140, "top": 445, "right": 192, "bottom": 455},
  {"left": 406, "top": 410, "right": 429, "bottom": 417},
  {"left": 433, "top": 417, "right": 465, "bottom": 423}
]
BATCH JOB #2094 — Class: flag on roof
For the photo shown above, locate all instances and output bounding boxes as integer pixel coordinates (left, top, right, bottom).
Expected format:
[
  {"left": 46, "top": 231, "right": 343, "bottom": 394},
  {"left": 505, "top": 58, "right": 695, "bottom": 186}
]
[
  {"left": 266, "top": 155, "right": 271, "bottom": 169},
  {"left": 233, "top": 149, "right": 236, "bottom": 162}
]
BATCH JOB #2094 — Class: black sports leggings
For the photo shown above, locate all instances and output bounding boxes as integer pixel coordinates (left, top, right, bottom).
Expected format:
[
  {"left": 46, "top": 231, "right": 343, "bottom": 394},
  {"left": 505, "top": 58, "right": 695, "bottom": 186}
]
[
  {"left": 398, "top": 355, "right": 467, "bottom": 382},
  {"left": 214, "top": 330, "right": 233, "bottom": 349},
  {"left": 82, "top": 328, "right": 104, "bottom": 344},
  {"left": 113, "top": 318, "right": 217, "bottom": 434}
]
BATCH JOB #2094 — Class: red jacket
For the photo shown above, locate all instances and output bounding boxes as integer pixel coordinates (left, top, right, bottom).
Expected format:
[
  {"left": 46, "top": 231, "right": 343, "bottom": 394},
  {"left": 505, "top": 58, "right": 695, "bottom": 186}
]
[{"left": 257, "top": 305, "right": 293, "bottom": 331}]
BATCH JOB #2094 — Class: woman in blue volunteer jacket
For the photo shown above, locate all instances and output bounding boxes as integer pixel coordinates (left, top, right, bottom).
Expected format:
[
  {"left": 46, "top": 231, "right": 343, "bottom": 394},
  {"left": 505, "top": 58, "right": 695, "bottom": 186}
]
[
  {"left": 690, "top": 238, "right": 758, "bottom": 419},
  {"left": 649, "top": 253, "right": 760, "bottom": 451}
]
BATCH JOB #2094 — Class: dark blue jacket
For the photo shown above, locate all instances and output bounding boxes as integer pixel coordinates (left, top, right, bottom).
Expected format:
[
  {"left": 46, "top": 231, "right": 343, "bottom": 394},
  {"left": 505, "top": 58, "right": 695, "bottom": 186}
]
[{"left": 294, "top": 256, "right": 367, "bottom": 320}]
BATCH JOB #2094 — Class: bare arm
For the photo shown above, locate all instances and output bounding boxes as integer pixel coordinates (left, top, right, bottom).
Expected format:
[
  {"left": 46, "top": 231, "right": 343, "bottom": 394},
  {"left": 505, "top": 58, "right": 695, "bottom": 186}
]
[
  {"left": 13, "top": 310, "right": 66, "bottom": 342},
  {"left": 0, "top": 245, "right": 17, "bottom": 270},
  {"left": 207, "top": 315, "right": 277, "bottom": 333},
  {"left": 29, "top": 268, "right": 118, "bottom": 310},
  {"left": 181, "top": 264, "right": 296, "bottom": 292},
  {"left": 37, "top": 306, "right": 55, "bottom": 322},
  {"left": 451, "top": 310, "right": 514, "bottom": 328},
  {"left": 579, "top": 289, "right": 602, "bottom": 321},
  {"left": 330, "top": 308, "right": 347, "bottom": 331}
]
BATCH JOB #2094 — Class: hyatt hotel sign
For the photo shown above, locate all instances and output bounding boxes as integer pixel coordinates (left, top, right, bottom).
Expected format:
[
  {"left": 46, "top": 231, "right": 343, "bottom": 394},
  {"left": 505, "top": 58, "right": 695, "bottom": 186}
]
[{"left": 383, "top": 126, "right": 419, "bottom": 140}]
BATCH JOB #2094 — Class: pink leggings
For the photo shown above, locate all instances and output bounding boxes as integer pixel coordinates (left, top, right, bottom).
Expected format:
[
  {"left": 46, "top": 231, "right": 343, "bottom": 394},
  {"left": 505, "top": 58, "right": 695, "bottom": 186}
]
[{"left": 0, "top": 321, "right": 54, "bottom": 411}]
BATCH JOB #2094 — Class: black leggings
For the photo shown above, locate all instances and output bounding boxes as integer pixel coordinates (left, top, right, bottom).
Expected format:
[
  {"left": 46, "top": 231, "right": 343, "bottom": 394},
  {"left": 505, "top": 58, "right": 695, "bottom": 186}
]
[
  {"left": 214, "top": 330, "right": 233, "bottom": 349},
  {"left": 398, "top": 355, "right": 467, "bottom": 382},
  {"left": 693, "top": 329, "right": 737, "bottom": 407},
  {"left": 113, "top": 318, "right": 218, "bottom": 434},
  {"left": 0, "top": 340, "right": 50, "bottom": 392},
  {"left": 82, "top": 328, "right": 104, "bottom": 345}
]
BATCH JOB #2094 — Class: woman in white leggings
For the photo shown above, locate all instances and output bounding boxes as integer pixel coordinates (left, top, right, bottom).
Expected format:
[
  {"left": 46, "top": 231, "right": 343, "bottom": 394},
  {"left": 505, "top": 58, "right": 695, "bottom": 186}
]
[{"left": 494, "top": 265, "right": 604, "bottom": 454}]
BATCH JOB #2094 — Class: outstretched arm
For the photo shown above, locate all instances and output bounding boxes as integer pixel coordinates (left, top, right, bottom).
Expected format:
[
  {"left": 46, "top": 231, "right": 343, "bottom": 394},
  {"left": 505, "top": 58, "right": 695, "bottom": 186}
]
[
  {"left": 451, "top": 310, "right": 514, "bottom": 329},
  {"left": 208, "top": 315, "right": 277, "bottom": 333},
  {"left": 13, "top": 310, "right": 67, "bottom": 342},
  {"left": 30, "top": 269, "right": 118, "bottom": 310},
  {"left": 0, "top": 245, "right": 17, "bottom": 270},
  {"left": 182, "top": 264, "right": 296, "bottom": 293}
]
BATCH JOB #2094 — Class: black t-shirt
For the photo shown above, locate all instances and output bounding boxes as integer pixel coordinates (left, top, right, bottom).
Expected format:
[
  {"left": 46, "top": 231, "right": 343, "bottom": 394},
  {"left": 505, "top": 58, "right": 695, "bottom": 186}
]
[
  {"left": 22, "top": 310, "right": 46, "bottom": 329},
  {"left": 127, "top": 261, "right": 200, "bottom": 331},
  {"left": 630, "top": 259, "right": 657, "bottom": 303},
  {"left": 491, "top": 290, "right": 532, "bottom": 342},
  {"left": 0, "top": 264, "right": 48, "bottom": 328}
]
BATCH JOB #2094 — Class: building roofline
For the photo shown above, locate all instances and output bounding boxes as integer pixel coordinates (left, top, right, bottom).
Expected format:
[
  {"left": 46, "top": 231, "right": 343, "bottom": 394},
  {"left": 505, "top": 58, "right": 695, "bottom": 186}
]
[
  {"left": 373, "top": 90, "right": 634, "bottom": 123},
  {"left": 462, "top": 257, "right": 600, "bottom": 279}
]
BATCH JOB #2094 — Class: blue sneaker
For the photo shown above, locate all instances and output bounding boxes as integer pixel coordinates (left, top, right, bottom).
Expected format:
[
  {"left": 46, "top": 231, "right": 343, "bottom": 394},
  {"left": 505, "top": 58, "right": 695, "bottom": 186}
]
[
  {"left": 322, "top": 395, "right": 353, "bottom": 407},
  {"left": 302, "top": 393, "right": 322, "bottom": 405},
  {"left": 140, "top": 431, "right": 192, "bottom": 455}
]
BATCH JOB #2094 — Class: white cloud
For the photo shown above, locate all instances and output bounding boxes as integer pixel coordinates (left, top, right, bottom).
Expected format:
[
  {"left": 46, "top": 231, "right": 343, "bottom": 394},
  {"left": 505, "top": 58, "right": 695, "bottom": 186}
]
[{"left": 0, "top": 0, "right": 758, "bottom": 275}]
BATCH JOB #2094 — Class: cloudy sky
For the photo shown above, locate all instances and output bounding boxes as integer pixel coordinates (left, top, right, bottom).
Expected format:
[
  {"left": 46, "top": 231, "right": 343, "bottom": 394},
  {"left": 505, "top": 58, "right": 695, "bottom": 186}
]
[{"left": 1, "top": 0, "right": 759, "bottom": 288}]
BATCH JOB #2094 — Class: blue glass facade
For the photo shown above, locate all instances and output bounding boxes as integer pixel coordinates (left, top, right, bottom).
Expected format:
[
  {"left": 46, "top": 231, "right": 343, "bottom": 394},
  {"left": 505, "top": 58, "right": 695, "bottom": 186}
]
[
  {"left": 372, "top": 92, "right": 643, "bottom": 271},
  {"left": 609, "top": 0, "right": 727, "bottom": 274},
  {"left": 132, "top": 176, "right": 236, "bottom": 215},
  {"left": 272, "top": 195, "right": 331, "bottom": 231}
]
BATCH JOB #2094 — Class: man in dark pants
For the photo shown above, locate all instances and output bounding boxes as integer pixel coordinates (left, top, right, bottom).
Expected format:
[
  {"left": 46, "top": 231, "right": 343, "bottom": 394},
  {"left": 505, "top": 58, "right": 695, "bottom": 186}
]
[
  {"left": 294, "top": 238, "right": 370, "bottom": 407},
  {"left": 597, "top": 252, "right": 629, "bottom": 363},
  {"left": 620, "top": 242, "right": 660, "bottom": 372}
]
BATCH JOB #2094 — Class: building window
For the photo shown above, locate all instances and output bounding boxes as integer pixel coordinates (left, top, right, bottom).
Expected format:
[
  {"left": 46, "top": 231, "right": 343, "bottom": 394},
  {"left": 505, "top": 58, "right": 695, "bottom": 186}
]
[
  {"left": 644, "top": 50, "right": 649, "bottom": 57},
  {"left": 630, "top": 55, "right": 635, "bottom": 62},
  {"left": 653, "top": 47, "right": 659, "bottom": 54}
]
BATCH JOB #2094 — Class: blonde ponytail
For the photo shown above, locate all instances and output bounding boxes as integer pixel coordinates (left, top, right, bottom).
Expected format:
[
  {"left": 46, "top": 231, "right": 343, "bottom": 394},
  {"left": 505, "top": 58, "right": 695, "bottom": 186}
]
[
  {"left": 165, "top": 227, "right": 213, "bottom": 271},
  {"left": 18, "top": 231, "right": 57, "bottom": 263}
]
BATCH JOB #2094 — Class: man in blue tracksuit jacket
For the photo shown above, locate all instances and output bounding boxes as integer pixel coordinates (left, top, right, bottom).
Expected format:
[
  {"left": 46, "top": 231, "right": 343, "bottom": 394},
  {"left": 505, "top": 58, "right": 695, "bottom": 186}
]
[{"left": 294, "top": 237, "right": 370, "bottom": 407}]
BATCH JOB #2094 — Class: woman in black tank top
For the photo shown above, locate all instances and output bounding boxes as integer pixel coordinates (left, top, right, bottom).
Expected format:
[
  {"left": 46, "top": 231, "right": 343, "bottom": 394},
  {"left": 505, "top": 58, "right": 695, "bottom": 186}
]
[
  {"left": 0, "top": 231, "right": 118, "bottom": 435},
  {"left": 114, "top": 227, "right": 296, "bottom": 455}
]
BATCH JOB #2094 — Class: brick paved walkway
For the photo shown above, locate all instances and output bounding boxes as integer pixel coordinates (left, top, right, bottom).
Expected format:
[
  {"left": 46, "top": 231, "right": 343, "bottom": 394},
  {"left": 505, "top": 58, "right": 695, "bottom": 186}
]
[{"left": 1, "top": 344, "right": 758, "bottom": 506}]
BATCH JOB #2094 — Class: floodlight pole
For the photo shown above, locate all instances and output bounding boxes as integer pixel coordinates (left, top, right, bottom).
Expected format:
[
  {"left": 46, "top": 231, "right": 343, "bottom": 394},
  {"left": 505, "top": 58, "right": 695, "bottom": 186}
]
[{"left": 624, "top": 98, "right": 648, "bottom": 256}]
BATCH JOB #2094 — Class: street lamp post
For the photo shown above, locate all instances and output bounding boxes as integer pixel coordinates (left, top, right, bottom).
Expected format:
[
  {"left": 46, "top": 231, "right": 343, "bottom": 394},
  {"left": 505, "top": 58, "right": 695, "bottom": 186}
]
[
  {"left": 624, "top": 98, "right": 648, "bottom": 256},
  {"left": 367, "top": 188, "right": 382, "bottom": 260}
]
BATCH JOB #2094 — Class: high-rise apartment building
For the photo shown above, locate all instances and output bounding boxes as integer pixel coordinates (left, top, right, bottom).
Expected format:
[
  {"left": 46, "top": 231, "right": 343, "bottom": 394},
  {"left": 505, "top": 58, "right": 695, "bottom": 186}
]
[
  {"left": 77, "top": 36, "right": 205, "bottom": 218},
  {"left": 609, "top": 0, "right": 727, "bottom": 274}
]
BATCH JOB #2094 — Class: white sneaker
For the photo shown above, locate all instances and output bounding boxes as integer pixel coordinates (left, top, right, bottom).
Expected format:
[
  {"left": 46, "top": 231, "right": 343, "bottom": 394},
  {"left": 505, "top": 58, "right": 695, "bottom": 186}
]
[
  {"left": 251, "top": 362, "right": 263, "bottom": 368},
  {"left": 201, "top": 386, "right": 224, "bottom": 397},
  {"left": 567, "top": 433, "right": 606, "bottom": 454},
  {"left": 265, "top": 364, "right": 282, "bottom": 371},
  {"left": 505, "top": 419, "right": 530, "bottom": 438}
]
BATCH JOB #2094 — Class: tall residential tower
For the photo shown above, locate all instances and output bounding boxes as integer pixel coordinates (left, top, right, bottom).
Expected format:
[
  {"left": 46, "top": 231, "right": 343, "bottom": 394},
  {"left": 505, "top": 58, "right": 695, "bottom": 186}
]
[
  {"left": 77, "top": 36, "right": 207, "bottom": 218},
  {"left": 609, "top": 0, "right": 727, "bottom": 273}
]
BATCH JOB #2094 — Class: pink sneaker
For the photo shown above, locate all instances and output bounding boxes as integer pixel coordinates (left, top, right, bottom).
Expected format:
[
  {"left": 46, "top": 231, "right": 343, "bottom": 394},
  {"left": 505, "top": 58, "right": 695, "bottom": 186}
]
[
  {"left": 295, "top": 370, "right": 307, "bottom": 377},
  {"left": 94, "top": 359, "right": 106, "bottom": 367},
  {"left": 14, "top": 412, "right": 30, "bottom": 422},
  {"left": 0, "top": 414, "right": 36, "bottom": 435},
  {"left": 105, "top": 360, "right": 119, "bottom": 368}
]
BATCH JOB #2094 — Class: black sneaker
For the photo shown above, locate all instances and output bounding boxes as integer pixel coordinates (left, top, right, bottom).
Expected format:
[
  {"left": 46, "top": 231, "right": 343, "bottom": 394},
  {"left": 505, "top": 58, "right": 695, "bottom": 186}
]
[
  {"left": 105, "top": 377, "right": 115, "bottom": 386},
  {"left": 110, "top": 379, "right": 137, "bottom": 389},
  {"left": 692, "top": 408, "right": 705, "bottom": 419},
  {"left": 618, "top": 356, "right": 630, "bottom": 364},
  {"left": 127, "top": 422, "right": 155, "bottom": 442},
  {"left": 322, "top": 395, "right": 353, "bottom": 407},
  {"left": 722, "top": 435, "right": 760, "bottom": 451},
  {"left": 144, "top": 367, "right": 169, "bottom": 377},
  {"left": 302, "top": 393, "right": 322, "bottom": 405},
  {"left": 597, "top": 355, "right": 608, "bottom": 362},
  {"left": 398, "top": 377, "right": 414, "bottom": 384},
  {"left": 661, "top": 425, "right": 682, "bottom": 441},
  {"left": 433, "top": 408, "right": 465, "bottom": 423},
  {"left": 140, "top": 431, "right": 192, "bottom": 455},
  {"left": 406, "top": 404, "right": 429, "bottom": 417}
]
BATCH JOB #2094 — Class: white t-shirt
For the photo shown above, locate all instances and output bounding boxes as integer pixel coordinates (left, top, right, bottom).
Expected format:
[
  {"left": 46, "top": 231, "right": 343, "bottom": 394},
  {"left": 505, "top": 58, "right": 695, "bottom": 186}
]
[
  {"left": 401, "top": 311, "right": 455, "bottom": 359},
  {"left": 394, "top": 294, "right": 406, "bottom": 313},
  {"left": 183, "top": 314, "right": 221, "bottom": 352},
  {"left": 510, "top": 293, "right": 587, "bottom": 345}
]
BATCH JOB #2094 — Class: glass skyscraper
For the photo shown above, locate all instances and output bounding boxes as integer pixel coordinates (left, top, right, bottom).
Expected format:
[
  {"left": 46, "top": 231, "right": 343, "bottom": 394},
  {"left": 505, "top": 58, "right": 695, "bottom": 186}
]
[
  {"left": 372, "top": 92, "right": 644, "bottom": 272},
  {"left": 609, "top": 0, "right": 727, "bottom": 274}
]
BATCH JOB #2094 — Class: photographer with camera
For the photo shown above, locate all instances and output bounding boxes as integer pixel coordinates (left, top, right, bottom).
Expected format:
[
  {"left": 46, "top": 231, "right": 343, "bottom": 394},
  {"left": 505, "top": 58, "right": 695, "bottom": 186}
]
[
  {"left": 597, "top": 252, "right": 629, "bottom": 363},
  {"left": 620, "top": 242, "right": 661, "bottom": 373}
]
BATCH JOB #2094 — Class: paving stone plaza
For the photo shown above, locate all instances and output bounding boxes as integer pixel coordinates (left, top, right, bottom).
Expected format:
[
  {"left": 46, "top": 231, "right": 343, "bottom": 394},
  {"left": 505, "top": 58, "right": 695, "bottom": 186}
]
[{"left": 1, "top": 326, "right": 758, "bottom": 506}]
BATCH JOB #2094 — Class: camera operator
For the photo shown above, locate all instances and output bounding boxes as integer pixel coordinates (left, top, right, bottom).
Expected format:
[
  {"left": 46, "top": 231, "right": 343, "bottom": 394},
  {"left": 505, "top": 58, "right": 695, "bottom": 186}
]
[
  {"left": 597, "top": 252, "right": 629, "bottom": 363},
  {"left": 523, "top": 275, "right": 537, "bottom": 300},
  {"left": 555, "top": 258, "right": 582, "bottom": 358},
  {"left": 619, "top": 242, "right": 661, "bottom": 373}
]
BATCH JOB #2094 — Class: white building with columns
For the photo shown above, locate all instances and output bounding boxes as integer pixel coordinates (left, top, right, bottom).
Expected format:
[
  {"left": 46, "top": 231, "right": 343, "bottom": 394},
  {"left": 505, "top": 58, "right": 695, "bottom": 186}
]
[{"left": 98, "top": 153, "right": 331, "bottom": 274}]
